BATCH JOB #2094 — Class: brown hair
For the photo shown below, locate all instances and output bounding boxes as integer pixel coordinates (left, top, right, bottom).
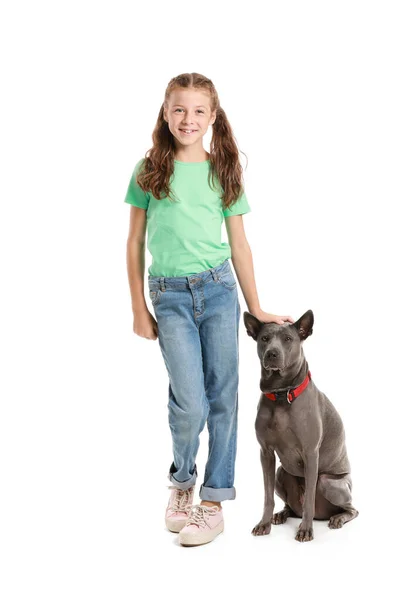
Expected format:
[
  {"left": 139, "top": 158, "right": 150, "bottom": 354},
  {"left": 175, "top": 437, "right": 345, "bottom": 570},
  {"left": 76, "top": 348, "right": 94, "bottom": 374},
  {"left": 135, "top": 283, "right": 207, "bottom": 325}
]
[{"left": 136, "top": 72, "right": 248, "bottom": 211}]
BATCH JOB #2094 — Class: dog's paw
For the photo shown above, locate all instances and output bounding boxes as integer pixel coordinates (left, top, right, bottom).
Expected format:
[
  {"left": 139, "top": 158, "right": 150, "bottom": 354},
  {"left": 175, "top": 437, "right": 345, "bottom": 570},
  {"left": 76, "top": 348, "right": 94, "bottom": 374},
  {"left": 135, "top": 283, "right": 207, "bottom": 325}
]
[
  {"left": 295, "top": 523, "right": 314, "bottom": 542},
  {"left": 251, "top": 521, "right": 271, "bottom": 536},
  {"left": 328, "top": 515, "right": 345, "bottom": 529},
  {"left": 272, "top": 509, "right": 290, "bottom": 525}
]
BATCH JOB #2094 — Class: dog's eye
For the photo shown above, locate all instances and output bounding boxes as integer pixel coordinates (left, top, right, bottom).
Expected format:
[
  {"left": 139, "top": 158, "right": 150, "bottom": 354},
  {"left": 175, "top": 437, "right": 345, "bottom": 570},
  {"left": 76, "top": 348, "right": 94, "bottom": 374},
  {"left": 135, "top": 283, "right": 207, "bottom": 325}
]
[
  {"left": 261, "top": 336, "right": 269, "bottom": 342},
  {"left": 285, "top": 336, "right": 292, "bottom": 342}
]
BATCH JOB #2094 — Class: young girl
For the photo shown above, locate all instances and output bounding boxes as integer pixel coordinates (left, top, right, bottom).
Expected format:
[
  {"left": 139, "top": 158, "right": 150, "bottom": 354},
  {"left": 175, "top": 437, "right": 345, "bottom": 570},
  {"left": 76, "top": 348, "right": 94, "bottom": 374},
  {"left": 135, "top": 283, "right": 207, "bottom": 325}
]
[{"left": 124, "top": 72, "right": 294, "bottom": 547}]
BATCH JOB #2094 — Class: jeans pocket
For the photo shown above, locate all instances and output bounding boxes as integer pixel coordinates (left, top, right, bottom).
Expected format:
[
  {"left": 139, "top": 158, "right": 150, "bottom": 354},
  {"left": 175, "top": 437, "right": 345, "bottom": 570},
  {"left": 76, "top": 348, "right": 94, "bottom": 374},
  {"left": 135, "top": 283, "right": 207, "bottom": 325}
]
[
  {"left": 148, "top": 287, "right": 162, "bottom": 306},
  {"left": 218, "top": 267, "right": 237, "bottom": 289}
]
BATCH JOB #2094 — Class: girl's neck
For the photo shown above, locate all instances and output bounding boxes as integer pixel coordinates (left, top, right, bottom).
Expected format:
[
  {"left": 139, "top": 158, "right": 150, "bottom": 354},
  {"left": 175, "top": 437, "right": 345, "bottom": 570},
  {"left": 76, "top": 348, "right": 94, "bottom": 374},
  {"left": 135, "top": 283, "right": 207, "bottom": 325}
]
[{"left": 174, "top": 150, "right": 210, "bottom": 163}]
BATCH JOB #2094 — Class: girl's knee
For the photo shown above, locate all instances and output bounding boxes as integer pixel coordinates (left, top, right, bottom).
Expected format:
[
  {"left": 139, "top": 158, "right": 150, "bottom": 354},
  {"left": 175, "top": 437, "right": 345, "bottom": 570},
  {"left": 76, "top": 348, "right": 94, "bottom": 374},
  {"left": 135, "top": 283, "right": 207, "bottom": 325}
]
[{"left": 169, "top": 407, "right": 206, "bottom": 441}]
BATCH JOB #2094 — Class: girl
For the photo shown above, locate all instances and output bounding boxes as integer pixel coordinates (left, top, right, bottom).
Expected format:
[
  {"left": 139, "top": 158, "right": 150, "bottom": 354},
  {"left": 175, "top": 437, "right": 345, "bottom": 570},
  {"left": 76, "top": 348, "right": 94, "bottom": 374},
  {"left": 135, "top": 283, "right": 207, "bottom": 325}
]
[{"left": 124, "top": 72, "right": 294, "bottom": 547}]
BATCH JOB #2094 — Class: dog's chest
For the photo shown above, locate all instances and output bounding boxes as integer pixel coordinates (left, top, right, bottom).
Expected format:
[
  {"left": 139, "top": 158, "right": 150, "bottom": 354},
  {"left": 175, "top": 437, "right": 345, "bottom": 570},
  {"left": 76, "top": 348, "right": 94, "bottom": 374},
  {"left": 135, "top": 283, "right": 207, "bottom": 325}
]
[
  {"left": 256, "top": 405, "right": 300, "bottom": 449},
  {"left": 256, "top": 406, "right": 305, "bottom": 476}
]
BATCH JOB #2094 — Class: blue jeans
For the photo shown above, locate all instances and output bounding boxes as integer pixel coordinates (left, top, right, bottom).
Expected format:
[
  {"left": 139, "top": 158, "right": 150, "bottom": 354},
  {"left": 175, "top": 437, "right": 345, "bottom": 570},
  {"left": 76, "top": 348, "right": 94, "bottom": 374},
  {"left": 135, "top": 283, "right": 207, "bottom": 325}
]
[{"left": 147, "top": 258, "right": 240, "bottom": 502}]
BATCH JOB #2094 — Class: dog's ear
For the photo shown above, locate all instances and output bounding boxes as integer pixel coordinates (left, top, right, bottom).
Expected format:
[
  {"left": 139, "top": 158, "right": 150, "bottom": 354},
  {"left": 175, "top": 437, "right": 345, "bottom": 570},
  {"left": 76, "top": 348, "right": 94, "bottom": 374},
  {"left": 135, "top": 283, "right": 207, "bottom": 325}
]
[
  {"left": 293, "top": 309, "right": 314, "bottom": 341},
  {"left": 243, "top": 311, "right": 265, "bottom": 340}
]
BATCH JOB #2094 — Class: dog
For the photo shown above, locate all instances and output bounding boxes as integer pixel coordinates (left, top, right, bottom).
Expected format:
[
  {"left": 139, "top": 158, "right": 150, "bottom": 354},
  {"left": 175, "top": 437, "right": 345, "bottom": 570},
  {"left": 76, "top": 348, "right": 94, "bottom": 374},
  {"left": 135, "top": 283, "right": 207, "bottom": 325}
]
[{"left": 243, "top": 309, "right": 358, "bottom": 542}]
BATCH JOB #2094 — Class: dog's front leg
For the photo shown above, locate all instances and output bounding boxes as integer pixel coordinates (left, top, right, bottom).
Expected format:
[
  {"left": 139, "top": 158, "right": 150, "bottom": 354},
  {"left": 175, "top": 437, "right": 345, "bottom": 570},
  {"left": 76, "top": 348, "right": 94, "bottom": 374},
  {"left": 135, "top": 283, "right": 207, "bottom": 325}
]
[
  {"left": 252, "top": 448, "right": 275, "bottom": 536},
  {"left": 296, "top": 451, "right": 318, "bottom": 542}
]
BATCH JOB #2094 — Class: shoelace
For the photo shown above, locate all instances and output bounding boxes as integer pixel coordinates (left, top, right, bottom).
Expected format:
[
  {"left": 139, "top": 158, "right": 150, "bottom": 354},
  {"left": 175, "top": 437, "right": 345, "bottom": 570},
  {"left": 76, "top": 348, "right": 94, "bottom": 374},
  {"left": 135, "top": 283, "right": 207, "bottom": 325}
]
[
  {"left": 185, "top": 504, "right": 219, "bottom": 526},
  {"left": 168, "top": 486, "right": 193, "bottom": 512}
]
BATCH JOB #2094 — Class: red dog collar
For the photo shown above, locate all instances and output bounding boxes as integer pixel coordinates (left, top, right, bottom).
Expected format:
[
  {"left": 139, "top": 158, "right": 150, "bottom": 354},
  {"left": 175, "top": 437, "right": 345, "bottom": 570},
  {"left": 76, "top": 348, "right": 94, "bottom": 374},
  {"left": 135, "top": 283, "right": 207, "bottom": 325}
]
[{"left": 264, "top": 370, "right": 312, "bottom": 404}]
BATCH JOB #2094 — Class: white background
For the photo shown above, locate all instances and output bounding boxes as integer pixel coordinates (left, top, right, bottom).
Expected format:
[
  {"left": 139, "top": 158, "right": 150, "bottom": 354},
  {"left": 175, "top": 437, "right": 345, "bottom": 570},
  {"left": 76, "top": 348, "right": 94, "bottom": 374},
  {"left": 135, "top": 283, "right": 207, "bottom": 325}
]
[{"left": 1, "top": 1, "right": 416, "bottom": 598}]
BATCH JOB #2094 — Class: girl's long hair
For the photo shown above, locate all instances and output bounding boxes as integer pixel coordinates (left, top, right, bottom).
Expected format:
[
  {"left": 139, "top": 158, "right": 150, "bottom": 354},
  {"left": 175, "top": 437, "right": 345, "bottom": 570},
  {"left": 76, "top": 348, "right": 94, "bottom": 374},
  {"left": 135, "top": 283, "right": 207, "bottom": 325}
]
[{"left": 136, "top": 72, "right": 248, "bottom": 210}]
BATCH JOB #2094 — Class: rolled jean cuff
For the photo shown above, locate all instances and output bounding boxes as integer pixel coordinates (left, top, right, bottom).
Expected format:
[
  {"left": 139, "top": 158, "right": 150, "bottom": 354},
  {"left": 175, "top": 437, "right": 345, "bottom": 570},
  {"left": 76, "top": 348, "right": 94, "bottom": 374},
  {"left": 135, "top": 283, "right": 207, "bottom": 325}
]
[
  {"left": 167, "top": 462, "right": 197, "bottom": 490},
  {"left": 199, "top": 485, "right": 236, "bottom": 501}
]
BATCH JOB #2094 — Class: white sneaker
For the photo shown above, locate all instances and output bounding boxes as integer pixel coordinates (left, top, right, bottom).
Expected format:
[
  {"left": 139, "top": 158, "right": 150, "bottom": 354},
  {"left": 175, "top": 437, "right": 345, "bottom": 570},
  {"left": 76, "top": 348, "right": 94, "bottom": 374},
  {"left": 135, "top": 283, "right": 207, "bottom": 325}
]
[
  {"left": 179, "top": 505, "right": 224, "bottom": 546},
  {"left": 165, "top": 486, "right": 195, "bottom": 533}
]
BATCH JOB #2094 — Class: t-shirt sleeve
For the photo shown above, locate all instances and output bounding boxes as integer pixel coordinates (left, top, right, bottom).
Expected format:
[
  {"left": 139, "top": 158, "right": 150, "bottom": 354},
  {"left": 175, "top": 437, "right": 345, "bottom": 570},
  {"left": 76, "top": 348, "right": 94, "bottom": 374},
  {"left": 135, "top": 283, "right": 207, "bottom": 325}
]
[
  {"left": 222, "top": 189, "right": 251, "bottom": 217},
  {"left": 123, "top": 159, "right": 150, "bottom": 210}
]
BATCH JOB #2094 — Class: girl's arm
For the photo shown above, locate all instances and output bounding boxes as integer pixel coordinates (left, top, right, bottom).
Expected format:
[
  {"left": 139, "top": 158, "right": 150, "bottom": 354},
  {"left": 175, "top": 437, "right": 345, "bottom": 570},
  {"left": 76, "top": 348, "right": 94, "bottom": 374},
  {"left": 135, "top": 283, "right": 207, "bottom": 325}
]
[
  {"left": 225, "top": 215, "right": 294, "bottom": 325},
  {"left": 126, "top": 206, "right": 148, "bottom": 313}
]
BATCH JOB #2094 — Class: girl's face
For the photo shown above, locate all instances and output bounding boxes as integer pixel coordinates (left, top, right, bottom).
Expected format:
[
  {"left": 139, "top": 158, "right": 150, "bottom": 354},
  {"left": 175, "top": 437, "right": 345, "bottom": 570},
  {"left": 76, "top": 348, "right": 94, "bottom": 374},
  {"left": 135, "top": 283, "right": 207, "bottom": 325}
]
[{"left": 164, "top": 88, "right": 216, "bottom": 150}]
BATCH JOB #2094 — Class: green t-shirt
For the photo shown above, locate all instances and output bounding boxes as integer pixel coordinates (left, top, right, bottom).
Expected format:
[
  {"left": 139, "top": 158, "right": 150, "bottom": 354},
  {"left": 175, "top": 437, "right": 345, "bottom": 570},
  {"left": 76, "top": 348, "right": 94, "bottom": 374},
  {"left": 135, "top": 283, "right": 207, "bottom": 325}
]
[{"left": 124, "top": 158, "right": 251, "bottom": 277}]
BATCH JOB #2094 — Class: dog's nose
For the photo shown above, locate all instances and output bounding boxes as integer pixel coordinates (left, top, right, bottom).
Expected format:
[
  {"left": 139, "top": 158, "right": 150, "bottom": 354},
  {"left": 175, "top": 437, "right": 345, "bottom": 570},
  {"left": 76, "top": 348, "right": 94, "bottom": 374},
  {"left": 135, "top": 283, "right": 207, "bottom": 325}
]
[{"left": 264, "top": 349, "right": 283, "bottom": 371}]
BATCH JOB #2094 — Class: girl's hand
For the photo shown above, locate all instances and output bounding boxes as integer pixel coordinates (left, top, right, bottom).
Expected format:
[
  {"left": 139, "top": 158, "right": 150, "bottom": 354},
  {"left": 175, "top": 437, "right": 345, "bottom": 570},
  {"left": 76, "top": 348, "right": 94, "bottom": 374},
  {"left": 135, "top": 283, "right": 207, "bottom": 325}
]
[
  {"left": 133, "top": 308, "right": 159, "bottom": 340},
  {"left": 250, "top": 308, "right": 295, "bottom": 326}
]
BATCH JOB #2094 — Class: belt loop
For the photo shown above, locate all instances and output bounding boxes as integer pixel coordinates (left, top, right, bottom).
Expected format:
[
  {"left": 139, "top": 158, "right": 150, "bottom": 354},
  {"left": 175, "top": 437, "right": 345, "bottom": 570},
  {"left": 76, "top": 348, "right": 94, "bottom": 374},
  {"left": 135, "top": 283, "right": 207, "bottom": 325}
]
[
  {"left": 160, "top": 276, "right": 166, "bottom": 291},
  {"left": 209, "top": 267, "right": 218, "bottom": 282}
]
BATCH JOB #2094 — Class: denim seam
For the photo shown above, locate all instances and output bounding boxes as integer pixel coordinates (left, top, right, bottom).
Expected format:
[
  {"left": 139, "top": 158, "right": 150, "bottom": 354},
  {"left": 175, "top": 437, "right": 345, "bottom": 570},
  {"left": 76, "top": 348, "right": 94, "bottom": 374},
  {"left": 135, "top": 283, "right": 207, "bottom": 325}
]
[{"left": 227, "top": 398, "right": 237, "bottom": 488}]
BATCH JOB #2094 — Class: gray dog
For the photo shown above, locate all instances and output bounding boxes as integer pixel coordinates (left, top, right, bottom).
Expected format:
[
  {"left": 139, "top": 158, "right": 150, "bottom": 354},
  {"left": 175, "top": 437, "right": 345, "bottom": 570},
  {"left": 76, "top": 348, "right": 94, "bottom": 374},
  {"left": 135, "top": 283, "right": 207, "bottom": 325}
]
[{"left": 243, "top": 309, "right": 358, "bottom": 542}]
